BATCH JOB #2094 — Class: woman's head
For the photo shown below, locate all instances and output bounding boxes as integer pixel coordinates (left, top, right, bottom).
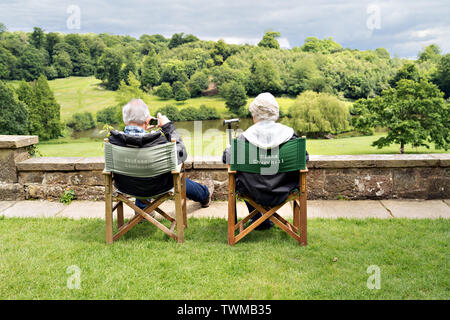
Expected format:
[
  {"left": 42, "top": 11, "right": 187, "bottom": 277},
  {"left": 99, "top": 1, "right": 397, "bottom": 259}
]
[{"left": 249, "top": 92, "right": 279, "bottom": 123}]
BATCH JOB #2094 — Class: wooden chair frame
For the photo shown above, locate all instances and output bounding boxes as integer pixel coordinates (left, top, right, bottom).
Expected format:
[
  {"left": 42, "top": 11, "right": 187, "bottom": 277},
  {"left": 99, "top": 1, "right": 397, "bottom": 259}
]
[
  {"left": 227, "top": 165, "right": 308, "bottom": 246},
  {"left": 103, "top": 140, "right": 187, "bottom": 244}
]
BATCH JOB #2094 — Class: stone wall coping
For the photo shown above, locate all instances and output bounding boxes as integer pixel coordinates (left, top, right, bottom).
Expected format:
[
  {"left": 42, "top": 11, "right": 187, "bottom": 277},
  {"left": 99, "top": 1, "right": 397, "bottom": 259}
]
[
  {"left": 0, "top": 135, "right": 38, "bottom": 149},
  {"left": 15, "top": 153, "right": 450, "bottom": 171}
]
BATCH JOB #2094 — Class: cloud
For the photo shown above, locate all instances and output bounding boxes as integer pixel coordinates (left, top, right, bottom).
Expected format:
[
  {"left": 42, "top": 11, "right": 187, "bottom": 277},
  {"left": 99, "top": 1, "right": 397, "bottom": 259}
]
[{"left": 0, "top": 0, "right": 448, "bottom": 57}]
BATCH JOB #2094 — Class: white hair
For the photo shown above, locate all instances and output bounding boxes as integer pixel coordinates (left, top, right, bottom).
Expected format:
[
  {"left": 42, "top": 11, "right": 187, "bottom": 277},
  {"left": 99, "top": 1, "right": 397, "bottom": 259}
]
[
  {"left": 122, "top": 98, "right": 150, "bottom": 125},
  {"left": 249, "top": 92, "right": 279, "bottom": 122}
]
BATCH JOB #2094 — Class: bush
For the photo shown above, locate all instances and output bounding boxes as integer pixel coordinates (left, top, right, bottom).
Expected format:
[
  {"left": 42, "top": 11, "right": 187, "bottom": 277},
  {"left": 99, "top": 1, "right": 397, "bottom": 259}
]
[
  {"left": 96, "top": 106, "right": 119, "bottom": 124},
  {"left": 173, "top": 81, "right": 190, "bottom": 101},
  {"left": 66, "top": 111, "right": 96, "bottom": 131},
  {"left": 198, "top": 105, "right": 220, "bottom": 120},
  {"left": 155, "top": 105, "right": 185, "bottom": 121},
  {"left": 155, "top": 82, "right": 173, "bottom": 99},
  {"left": 284, "top": 91, "right": 350, "bottom": 138},
  {"left": 179, "top": 107, "right": 197, "bottom": 121},
  {"left": 156, "top": 104, "right": 220, "bottom": 122}
]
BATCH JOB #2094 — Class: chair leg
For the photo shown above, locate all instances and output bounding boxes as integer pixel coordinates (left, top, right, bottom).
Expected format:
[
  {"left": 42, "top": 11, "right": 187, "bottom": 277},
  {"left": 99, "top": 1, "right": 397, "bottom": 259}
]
[
  {"left": 181, "top": 173, "right": 187, "bottom": 228},
  {"left": 228, "top": 173, "right": 236, "bottom": 246},
  {"left": 293, "top": 200, "right": 300, "bottom": 230},
  {"left": 300, "top": 172, "right": 307, "bottom": 246},
  {"left": 104, "top": 174, "right": 113, "bottom": 244},
  {"left": 173, "top": 173, "right": 184, "bottom": 243},
  {"left": 117, "top": 201, "right": 124, "bottom": 228}
]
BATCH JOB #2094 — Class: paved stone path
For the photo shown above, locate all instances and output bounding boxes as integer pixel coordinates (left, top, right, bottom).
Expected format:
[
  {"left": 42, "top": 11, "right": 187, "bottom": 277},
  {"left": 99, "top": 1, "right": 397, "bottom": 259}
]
[{"left": 0, "top": 199, "right": 449, "bottom": 220}]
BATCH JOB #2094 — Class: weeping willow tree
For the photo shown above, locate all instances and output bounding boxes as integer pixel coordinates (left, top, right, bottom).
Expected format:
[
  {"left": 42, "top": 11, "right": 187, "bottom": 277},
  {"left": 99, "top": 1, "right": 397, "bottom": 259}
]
[{"left": 285, "top": 91, "right": 350, "bottom": 138}]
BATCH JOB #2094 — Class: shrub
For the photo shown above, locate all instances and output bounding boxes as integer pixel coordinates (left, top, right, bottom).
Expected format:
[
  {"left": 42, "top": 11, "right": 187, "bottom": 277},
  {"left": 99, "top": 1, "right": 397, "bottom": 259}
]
[
  {"left": 66, "top": 111, "right": 96, "bottom": 131},
  {"left": 179, "top": 107, "right": 198, "bottom": 121},
  {"left": 155, "top": 105, "right": 185, "bottom": 121},
  {"left": 284, "top": 91, "right": 350, "bottom": 138},
  {"left": 198, "top": 105, "right": 220, "bottom": 120},
  {"left": 96, "top": 106, "right": 119, "bottom": 124},
  {"left": 155, "top": 82, "right": 173, "bottom": 99},
  {"left": 156, "top": 104, "right": 220, "bottom": 122},
  {"left": 173, "top": 81, "right": 190, "bottom": 101}
]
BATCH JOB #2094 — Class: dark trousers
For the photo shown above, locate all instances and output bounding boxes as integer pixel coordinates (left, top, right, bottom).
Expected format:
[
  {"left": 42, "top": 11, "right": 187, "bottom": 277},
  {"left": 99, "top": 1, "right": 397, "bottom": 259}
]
[{"left": 135, "top": 178, "right": 209, "bottom": 209}]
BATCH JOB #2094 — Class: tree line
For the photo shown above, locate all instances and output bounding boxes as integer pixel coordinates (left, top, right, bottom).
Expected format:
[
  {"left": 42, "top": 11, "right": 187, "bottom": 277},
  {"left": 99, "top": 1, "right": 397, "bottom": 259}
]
[{"left": 0, "top": 23, "right": 449, "bottom": 152}]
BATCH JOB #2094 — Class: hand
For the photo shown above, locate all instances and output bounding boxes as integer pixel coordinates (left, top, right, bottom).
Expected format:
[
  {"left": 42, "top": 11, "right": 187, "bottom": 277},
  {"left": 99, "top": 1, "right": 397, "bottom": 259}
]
[
  {"left": 157, "top": 112, "right": 170, "bottom": 127},
  {"left": 144, "top": 117, "right": 158, "bottom": 131}
]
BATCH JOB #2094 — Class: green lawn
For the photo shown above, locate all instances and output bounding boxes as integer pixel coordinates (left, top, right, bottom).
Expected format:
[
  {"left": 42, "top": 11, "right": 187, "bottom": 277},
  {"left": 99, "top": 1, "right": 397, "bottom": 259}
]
[
  {"left": 36, "top": 133, "right": 450, "bottom": 157},
  {"left": 0, "top": 217, "right": 448, "bottom": 299},
  {"left": 43, "top": 76, "right": 295, "bottom": 120}
]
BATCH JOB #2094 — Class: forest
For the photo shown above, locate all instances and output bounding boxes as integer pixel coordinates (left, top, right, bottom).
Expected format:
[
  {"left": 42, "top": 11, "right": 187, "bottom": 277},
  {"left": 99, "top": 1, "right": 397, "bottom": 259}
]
[{"left": 0, "top": 24, "right": 449, "bottom": 153}]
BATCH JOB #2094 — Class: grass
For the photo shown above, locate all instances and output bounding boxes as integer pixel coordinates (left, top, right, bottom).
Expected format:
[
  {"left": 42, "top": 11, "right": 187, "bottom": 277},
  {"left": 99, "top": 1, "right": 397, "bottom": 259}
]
[
  {"left": 42, "top": 76, "right": 294, "bottom": 120},
  {"left": 36, "top": 133, "right": 450, "bottom": 157},
  {"left": 0, "top": 217, "right": 448, "bottom": 299}
]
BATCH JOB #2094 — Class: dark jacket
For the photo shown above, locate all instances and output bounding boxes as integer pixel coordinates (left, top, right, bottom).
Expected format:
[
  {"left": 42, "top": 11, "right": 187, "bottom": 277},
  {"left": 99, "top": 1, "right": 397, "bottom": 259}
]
[
  {"left": 222, "top": 133, "right": 309, "bottom": 206},
  {"left": 108, "top": 122, "right": 187, "bottom": 197}
]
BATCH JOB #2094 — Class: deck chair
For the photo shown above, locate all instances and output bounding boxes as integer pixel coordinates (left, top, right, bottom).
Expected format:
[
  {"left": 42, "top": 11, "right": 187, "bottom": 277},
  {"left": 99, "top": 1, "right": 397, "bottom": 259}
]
[
  {"left": 103, "top": 138, "right": 187, "bottom": 244},
  {"left": 227, "top": 137, "right": 308, "bottom": 246}
]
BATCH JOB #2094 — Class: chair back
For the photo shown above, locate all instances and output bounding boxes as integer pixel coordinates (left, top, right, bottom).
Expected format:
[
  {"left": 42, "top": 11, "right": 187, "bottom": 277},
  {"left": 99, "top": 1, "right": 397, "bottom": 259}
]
[
  {"left": 230, "top": 137, "right": 306, "bottom": 175},
  {"left": 104, "top": 141, "right": 177, "bottom": 178}
]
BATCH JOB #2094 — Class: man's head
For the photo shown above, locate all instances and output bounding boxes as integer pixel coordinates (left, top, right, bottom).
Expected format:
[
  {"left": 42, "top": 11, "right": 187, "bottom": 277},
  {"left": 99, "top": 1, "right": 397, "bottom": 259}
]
[
  {"left": 249, "top": 92, "right": 279, "bottom": 123},
  {"left": 122, "top": 98, "right": 151, "bottom": 128}
]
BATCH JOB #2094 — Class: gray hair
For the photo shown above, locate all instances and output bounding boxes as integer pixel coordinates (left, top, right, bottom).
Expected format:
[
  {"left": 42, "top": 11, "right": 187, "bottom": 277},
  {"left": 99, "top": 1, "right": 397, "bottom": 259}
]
[
  {"left": 249, "top": 92, "right": 279, "bottom": 122},
  {"left": 122, "top": 99, "right": 150, "bottom": 125}
]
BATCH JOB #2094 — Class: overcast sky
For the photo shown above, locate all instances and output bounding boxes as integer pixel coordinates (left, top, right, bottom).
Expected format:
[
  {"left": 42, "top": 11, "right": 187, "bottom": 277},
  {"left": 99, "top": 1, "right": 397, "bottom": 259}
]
[{"left": 0, "top": 0, "right": 449, "bottom": 58}]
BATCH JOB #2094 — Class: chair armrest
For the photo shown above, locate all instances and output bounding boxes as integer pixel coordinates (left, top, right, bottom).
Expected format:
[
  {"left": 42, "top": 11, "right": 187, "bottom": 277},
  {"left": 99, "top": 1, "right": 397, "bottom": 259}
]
[
  {"left": 300, "top": 167, "right": 308, "bottom": 173},
  {"left": 171, "top": 163, "right": 182, "bottom": 174},
  {"left": 228, "top": 165, "right": 236, "bottom": 174},
  {"left": 102, "top": 170, "right": 112, "bottom": 176}
]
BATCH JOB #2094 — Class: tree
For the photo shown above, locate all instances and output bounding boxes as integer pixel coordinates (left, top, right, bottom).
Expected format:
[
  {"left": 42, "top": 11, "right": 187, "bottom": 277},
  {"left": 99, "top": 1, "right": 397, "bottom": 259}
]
[
  {"left": 0, "top": 81, "right": 28, "bottom": 135},
  {"left": 285, "top": 91, "right": 350, "bottom": 138},
  {"left": 188, "top": 70, "right": 209, "bottom": 97},
  {"left": 168, "top": 33, "right": 198, "bottom": 49},
  {"left": 172, "top": 81, "right": 190, "bottom": 101},
  {"left": 115, "top": 72, "right": 146, "bottom": 106},
  {"left": 0, "top": 22, "right": 6, "bottom": 35},
  {"left": 141, "top": 54, "right": 161, "bottom": 89},
  {"left": 18, "top": 46, "right": 45, "bottom": 81},
  {"left": 222, "top": 81, "right": 247, "bottom": 114},
  {"left": 432, "top": 53, "right": 450, "bottom": 98},
  {"left": 52, "top": 50, "right": 73, "bottom": 78},
  {"left": 300, "top": 37, "right": 343, "bottom": 54},
  {"left": 96, "top": 48, "right": 123, "bottom": 90},
  {"left": 390, "top": 63, "right": 420, "bottom": 87},
  {"left": 258, "top": 31, "right": 281, "bottom": 49},
  {"left": 248, "top": 57, "right": 282, "bottom": 95},
  {"left": 161, "top": 59, "right": 188, "bottom": 84},
  {"left": 0, "top": 47, "right": 17, "bottom": 79},
  {"left": 17, "top": 76, "right": 62, "bottom": 140},
  {"left": 45, "top": 32, "right": 61, "bottom": 62},
  {"left": 352, "top": 79, "right": 449, "bottom": 153},
  {"left": 418, "top": 44, "right": 441, "bottom": 62},
  {"left": 30, "top": 27, "right": 45, "bottom": 49},
  {"left": 155, "top": 82, "right": 173, "bottom": 99}
]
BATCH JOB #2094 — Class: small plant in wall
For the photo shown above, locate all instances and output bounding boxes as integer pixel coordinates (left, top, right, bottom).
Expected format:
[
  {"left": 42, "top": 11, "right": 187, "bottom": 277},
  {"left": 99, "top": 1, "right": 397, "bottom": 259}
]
[{"left": 60, "top": 188, "right": 76, "bottom": 205}]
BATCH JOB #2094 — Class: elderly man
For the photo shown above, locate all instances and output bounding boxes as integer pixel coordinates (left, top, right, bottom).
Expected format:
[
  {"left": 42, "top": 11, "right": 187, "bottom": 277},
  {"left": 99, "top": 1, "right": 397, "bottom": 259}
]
[
  {"left": 109, "top": 98, "right": 213, "bottom": 209},
  {"left": 222, "top": 92, "right": 309, "bottom": 230}
]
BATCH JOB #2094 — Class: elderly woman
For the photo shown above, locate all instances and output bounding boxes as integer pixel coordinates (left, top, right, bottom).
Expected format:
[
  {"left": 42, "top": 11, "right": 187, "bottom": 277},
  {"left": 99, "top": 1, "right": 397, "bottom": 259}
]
[{"left": 222, "top": 92, "right": 309, "bottom": 230}]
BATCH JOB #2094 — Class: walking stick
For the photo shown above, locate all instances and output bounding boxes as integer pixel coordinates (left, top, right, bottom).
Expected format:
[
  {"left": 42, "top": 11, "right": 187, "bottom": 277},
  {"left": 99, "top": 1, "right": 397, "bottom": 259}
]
[{"left": 223, "top": 119, "right": 239, "bottom": 223}]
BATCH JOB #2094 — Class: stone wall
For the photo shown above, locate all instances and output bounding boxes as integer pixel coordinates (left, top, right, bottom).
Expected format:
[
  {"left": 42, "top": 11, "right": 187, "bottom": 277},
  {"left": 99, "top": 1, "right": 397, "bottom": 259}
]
[{"left": 0, "top": 135, "right": 449, "bottom": 201}]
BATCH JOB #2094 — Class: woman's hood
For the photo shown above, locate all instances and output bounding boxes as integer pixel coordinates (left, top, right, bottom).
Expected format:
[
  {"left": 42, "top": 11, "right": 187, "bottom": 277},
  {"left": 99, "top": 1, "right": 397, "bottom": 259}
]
[{"left": 242, "top": 120, "right": 294, "bottom": 149}]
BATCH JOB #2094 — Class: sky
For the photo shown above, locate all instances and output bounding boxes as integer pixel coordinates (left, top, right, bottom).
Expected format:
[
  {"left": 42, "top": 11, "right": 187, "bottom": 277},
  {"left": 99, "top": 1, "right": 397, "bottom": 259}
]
[{"left": 0, "top": 0, "right": 449, "bottom": 58}]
